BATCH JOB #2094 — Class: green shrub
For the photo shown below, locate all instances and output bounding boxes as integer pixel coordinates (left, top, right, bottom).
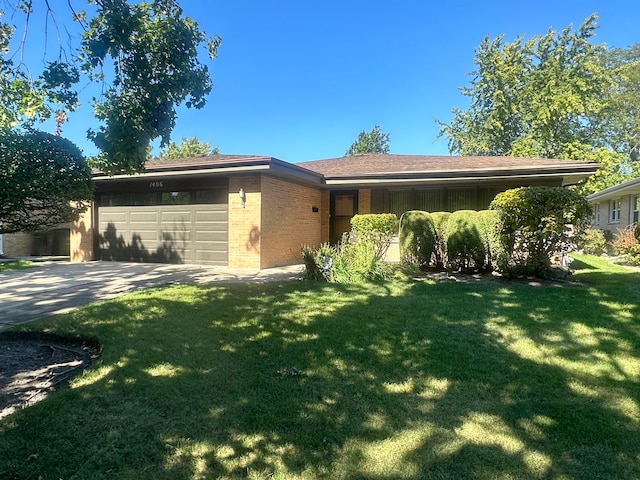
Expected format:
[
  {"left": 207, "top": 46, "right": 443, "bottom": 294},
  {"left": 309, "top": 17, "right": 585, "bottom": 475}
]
[
  {"left": 635, "top": 223, "right": 640, "bottom": 241},
  {"left": 612, "top": 226, "right": 638, "bottom": 255},
  {"left": 490, "top": 186, "right": 591, "bottom": 278},
  {"left": 576, "top": 228, "right": 607, "bottom": 255},
  {"left": 331, "top": 234, "right": 393, "bottom": 283},
  {"left": 301, "top": 244, "right": 334, "bottom": 281},
  {"left": 430, "top": 212, "right": 451, "bottom": 269},
  {"left": 302, "top": 235, "right": 393, "bottom": 284},
  {"left": 399, "top": 211, "right": 436, "bottom": 269},
  {"left": 619, "top": 244, "right": 640, "bottom": 266},
  {"left": 446, "top": 210, "right": 487, "bottom": 272},
  {"left": 350, "top": 214, "right": 398, "bottom": 259},
  {"left": 477, "top": 209, "right": 500, "bottom": 269}
]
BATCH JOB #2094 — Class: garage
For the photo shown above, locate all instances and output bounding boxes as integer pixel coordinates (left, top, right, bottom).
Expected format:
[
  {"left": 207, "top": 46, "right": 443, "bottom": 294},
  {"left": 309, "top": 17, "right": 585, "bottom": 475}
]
[{"left": 96, "top": 186, "right": 229, "bottom": 266}]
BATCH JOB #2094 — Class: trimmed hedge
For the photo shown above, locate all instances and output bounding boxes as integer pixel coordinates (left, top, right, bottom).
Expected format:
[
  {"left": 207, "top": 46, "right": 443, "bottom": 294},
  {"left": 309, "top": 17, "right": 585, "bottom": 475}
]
[
  {"left": 490, "top": 186, "right": 591, "bottom": 277},
  {"left": 430, "top": 211, "right": 451, "bottom": 269},
  {"left": 446, "top": 210, "right": 487, "bottom": 272},
  {"left": 399, "top": 211, "right": 436, "bottom": 269},
  {"left": 477, "top": 209, "right": 500, "bottom": 269},
  {"left": 351, "top": 214, "right": 398, "bottom": 259}
]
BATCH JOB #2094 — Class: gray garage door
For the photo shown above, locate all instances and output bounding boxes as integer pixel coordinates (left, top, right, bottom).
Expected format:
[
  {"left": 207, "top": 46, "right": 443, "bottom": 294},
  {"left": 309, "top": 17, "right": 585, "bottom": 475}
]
[{"left": 98, "top": 204, "right": 228, "bottom": 265}]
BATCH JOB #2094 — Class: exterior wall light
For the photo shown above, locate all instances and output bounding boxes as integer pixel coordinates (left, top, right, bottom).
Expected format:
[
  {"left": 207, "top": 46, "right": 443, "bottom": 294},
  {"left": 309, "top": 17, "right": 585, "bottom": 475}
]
[{"left": 238, "top": 188, "right": 246, "bottom": 208}]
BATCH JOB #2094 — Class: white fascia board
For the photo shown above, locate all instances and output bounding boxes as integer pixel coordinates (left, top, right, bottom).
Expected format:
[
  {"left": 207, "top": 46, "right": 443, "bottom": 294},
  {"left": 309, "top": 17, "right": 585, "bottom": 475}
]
[
  {"left": 324, "top": 172, "right": 578, "bottom": 187},
  {"left": 587, "top": 177, "right": 640, "bottom": 202},
  {"left": 94, "top": 164, "right": 269, "bottom": 181}
]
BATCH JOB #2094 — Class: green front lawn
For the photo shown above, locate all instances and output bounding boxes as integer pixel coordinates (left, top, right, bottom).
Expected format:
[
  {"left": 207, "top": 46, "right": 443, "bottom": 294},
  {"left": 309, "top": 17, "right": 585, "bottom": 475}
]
[
  {"left": 1, "top": 254, "right": 639, "bottom": 479},
  {"left": 0, "top": 259, "right": 34, "bottom": 272}
]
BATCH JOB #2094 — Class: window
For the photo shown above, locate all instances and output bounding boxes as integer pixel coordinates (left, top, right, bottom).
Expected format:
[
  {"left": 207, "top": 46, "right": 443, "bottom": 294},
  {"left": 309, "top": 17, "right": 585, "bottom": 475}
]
[
  {"left": 161, "top": 191, "right": 191, "bottom": 205},
  {"left": 593, "top": 203, "right": 600, "bottom": 224},
  {"left": 610, "top": 199, "right": 621, "bottom": 223},
  {"left": 633, "top": 195, "right": 639, "bottom": 224}
]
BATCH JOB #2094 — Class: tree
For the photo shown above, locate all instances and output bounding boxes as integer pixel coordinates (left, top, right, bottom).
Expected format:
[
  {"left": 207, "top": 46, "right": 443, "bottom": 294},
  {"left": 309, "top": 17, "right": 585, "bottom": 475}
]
[
  {"left": 81, "top": 0, "right": 221, "bottom": 174},
  {"left": 490, "top": 187, "right": 591, "bottom": 277},
  {"left": 1, "top": 1, "right": 220, "bottom": 174},
  {"left": 438, "top": 14, "right": 611, "bottom": 161},
  {"left": 0, "top": 130, "right": 94, "bottom": 234},
  {"left": 158, "top": 136, "right": 219, "bottom": 160},
  {"left": 600, "top": 44, "right": 640, "bottom": 161},
  {"left": 345, "top": 125, "right": 390, "bottom": 155},
  {"left": 0, "top": 12, "right": 79, "bottom": 129}
]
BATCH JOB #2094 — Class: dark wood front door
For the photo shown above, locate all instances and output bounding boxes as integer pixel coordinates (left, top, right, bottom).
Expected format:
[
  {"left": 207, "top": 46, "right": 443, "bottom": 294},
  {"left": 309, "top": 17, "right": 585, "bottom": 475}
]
[{"left": 330, "top": 191, "right": 357, "bottom": 243}]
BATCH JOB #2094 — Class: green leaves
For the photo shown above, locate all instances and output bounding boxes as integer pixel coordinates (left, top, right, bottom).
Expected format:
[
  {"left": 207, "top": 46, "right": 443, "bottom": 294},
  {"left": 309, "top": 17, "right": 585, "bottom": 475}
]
[
  {"left": 158, "top": 136, "right": 218, "bottom": 160},
  {"left": 439, "top": 14, "right": 609, "bottom": 160},
  {"left": 80, "top": 0, "right": 220, "bottom": 174},
  {"left": 490, "top": 187, "right": 591, "bottom": 277},
  {"left": 345, "top": 125, "right": 390, "bottom": 156},
  {"left": 0, "top": 129, "right": 94, "bottom": 234}
]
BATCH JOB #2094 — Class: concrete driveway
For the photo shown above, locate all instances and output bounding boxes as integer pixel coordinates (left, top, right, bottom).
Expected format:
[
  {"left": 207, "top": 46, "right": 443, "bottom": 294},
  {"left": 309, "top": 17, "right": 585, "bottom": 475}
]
[{"left": 0, "top": 261, "right": 304, "bottom": 331}]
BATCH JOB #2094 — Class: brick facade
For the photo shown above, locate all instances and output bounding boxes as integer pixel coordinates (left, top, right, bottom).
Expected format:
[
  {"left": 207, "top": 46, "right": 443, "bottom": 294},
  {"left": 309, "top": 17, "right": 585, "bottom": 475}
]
[
  {"left": 228, "top": 175, "right": 263, "bottom": 269},
  {"left": 70, "top": 203, "right": 95, "bottom": 262},
  {"left": 591, "top": 194, "right": 638, "bottom": 236},
  {"left": 228, "top": 175, "right": 323, "bottom": 268},
  {"left": 358, "top": 189, "right": 372, "bottom": 214},
  {"left": 260, "top": 176, "right": 322, "bottom": 268},
  {"left": 2, "top": 233, "right": 33, "bottom": 257},
  {"left": 320, "top": 190, "right": 330, "bottom": 244}
]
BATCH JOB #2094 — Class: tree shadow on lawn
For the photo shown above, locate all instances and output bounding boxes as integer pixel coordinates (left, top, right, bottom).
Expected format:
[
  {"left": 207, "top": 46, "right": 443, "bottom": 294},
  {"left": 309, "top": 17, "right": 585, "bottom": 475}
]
[{"left": 1, "top": 273, "right": 639, "bottom": 479}]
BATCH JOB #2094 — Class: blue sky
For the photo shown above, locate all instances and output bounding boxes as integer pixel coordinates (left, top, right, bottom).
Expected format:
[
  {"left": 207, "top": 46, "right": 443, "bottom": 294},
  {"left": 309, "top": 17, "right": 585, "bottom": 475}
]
[{"left": 9, "top": 0, "right": 640, "bottom": 163}]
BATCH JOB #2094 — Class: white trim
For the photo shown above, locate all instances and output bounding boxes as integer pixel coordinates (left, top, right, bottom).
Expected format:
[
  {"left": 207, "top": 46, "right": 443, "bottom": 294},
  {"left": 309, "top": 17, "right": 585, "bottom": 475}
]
[{"left": 94, "top": 164, "right": 269, "bottom": 181}]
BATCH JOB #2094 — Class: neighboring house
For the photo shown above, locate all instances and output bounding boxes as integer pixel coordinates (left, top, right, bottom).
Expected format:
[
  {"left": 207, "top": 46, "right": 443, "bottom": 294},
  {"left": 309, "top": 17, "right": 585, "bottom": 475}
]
[
  {"left": 587, "top": 176, "right": 640, "bottom": 235},
  {"left": 0, "top": 227, "right": 70, "bottom": 258},
  {"left": 66, "top": 153, "right": 599, "bottom": 269}
]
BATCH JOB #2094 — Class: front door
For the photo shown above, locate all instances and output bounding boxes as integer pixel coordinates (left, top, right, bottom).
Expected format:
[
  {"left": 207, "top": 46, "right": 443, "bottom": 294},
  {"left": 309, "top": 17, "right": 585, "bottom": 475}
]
[{"left": 330, "top": 191, "right": 358, "bottom": 243}]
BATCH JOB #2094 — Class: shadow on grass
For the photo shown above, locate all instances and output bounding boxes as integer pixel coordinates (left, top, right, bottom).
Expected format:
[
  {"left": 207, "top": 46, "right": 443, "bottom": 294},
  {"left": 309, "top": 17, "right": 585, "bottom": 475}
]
[{"left": 0, "top": 269, "right": 639, "bottom": 479}]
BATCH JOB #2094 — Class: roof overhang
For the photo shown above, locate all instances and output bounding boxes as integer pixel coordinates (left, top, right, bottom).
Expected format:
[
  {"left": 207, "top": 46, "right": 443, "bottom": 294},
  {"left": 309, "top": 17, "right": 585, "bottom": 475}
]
[
  {"left": 587, "top": 177, "right": 640, "bottom": 202},
  {"left": 322, "top": 166, "right": 599, "bottom": 188},
  {"left": 92, "top": 156, "right": 325, "bottom": 187}
]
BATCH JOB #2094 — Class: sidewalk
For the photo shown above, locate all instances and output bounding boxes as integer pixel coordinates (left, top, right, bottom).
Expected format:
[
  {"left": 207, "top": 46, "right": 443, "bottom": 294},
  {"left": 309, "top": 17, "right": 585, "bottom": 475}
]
[{"left": 0, "top": 261, "right": 304, "bottom": 331}]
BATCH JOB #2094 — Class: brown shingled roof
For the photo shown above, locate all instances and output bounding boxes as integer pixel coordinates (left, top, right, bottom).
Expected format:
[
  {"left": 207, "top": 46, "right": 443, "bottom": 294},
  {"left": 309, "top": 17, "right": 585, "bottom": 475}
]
[{"left": 297, "top": 153, "right": 600, "bottom": 178}]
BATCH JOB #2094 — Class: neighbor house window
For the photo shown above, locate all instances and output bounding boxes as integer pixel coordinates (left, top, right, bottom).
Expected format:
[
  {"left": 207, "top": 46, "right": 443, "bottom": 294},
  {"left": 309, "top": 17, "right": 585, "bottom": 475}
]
[
  {"left": 633, "top": 195, "right": 639, "bottom": 224},
  {"left": 593, "top": 203, "right": 600, "bottom": 224},
  {"left": 609, "top": 199, "right": 621, "bottom": 223}
]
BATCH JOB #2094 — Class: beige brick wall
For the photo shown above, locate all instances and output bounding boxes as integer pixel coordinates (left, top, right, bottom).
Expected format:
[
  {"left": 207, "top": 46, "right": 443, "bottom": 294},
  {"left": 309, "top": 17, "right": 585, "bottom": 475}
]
[
  {"left": 320, "top": 190, "right": 330, "bottom": 244},
  {"left": 70, "top": 203, "right": 95, "bottom": 262},
  {"left": 593, "top": 195, "right": 636, "bottom": 236},
  {"left": 358, "top": 189, "right": 372, "bottom": 214},
  {"left": 2, "top": 232, "right": 33, "bottom": 257},
  {"left": 260, "top": 176, "right": 323, "bottom": 268},
  {"left": 228, "top": 175, "right": 262, "bottom": 269}
]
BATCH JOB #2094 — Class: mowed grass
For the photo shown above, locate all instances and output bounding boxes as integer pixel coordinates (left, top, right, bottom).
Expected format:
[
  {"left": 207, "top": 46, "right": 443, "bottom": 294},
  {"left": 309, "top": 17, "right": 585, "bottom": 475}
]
[
  {"left": 1, "top": 254, "right": 639, "bottom": 479},
  {"left": 0, "top": 259, "right": 34, "bottom": 272}
]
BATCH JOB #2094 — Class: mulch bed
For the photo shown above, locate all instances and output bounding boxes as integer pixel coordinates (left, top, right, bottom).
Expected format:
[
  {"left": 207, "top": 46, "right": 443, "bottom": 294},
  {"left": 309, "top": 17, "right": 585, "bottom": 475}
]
[{"left": 0, "top": 332, "right": 101, "bottom": 420}]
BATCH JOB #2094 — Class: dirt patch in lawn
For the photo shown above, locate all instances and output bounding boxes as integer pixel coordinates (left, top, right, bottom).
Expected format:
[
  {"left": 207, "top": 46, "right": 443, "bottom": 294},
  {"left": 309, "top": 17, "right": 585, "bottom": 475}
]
[{"left": 0, "top": 332, "right": 101, "bottom": 420}]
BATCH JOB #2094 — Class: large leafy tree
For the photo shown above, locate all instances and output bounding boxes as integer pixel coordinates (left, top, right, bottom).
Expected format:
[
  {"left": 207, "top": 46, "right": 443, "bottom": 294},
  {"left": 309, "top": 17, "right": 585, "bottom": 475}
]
[
  {"left": 1, "top": 0, "right": 220, "bottom": 173},
  {"left": 82, "top": 0, "right": 221, "bottom": 174},
  {"left": 0, "top": 1, "right": 219, "bottom": 232},
  {"left": 438, "top": 14, "right": 611, "bottom": 161},
  {"left": 0, "top": 130, "right": 93, "bottom": 234},
  {"left": 600, "top": 44, "right": 640, "bottom": 161},
  {"left": 345, "top": 125, "right": 390, "bottom": 155},
  {"left": 158, "top": 136, "right": 219, "bottom": 160}
]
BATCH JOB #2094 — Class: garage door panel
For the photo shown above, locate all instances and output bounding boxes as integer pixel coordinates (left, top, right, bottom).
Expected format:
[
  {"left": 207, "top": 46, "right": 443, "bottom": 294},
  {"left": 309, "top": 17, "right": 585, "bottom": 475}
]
[
  {"left": 195, "top": 231, "right": 227, "bottom": 242},
  {"left": 130, "top": 212, "right": 159, "bottom": 223},
  {"left": 161, "top": 212, "right": 192, "bottom": 223},
  {"left": 100, "top": 211, "right": 128, "bottom": 223},
  {"left": 98, "top": 197, "right": 228, "bottom": 265},
  {"left": 195, "top": 209, "right": 227, "bottom": 222}
]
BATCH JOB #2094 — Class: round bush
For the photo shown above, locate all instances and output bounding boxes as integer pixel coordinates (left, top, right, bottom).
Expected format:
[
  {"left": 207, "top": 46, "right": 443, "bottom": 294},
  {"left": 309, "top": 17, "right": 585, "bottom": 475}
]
[
  {"left": 399, "top": 211, "right": 436, "bottom": 269},
  {"left": 446, "top": 210, "right": 486, "bottom": 272}
]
